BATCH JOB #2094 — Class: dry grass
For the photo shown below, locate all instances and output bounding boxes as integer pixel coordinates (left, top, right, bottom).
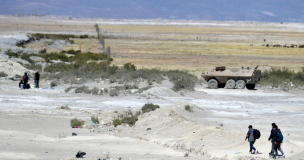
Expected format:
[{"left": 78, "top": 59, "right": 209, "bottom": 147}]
[{"left": 2, "top": 16, "right": 304, "bottom": 75}]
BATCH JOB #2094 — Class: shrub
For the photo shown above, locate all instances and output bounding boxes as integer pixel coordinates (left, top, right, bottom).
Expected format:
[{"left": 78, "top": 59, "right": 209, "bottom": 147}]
[
  {"left": 70, "top": 118, "right": 85, "bottom": 128},
  {"left": 5, "top": 49, "right": 22, "bottom": 58},
  {"left": 167, "top": 70, "right": 197, "bottom": 91},
  {"left": 142, "top": 103, "right": 160, "bottom": 113},
  {"left": 50, "top": 81, "right": 58, "bottom": 87},
  {"left": 0, "top": 72, "right": 8, "bottom": 77},
  {"left": 109, "top": 89, "right": 119, "bottom": 97},
  {"left": 41, "top": 53, "right": 69, "bottom": 62},
  {"left": 39, "top": 48, "right": 47, "bottom": 53},
  {"left": 24, "top": 64, "right": 42, "bottom": 72},
  {"left": 91, "top": 87, "right": 100, "bottom": 95},
  {"left": 135, "top": 111, "right": 141, "bottom": 117},
  {"left": 135, "top": 86, "right": 152, "bottom": 93},
  {"left": 91, "top": 115, "right": 99, "bottom": 124},
  {"left": 261, "top": 67, "right": 304, "bottom": 87},
  {"left": 15, "top": 74, "right": 22, "bottom": 78},
  {"left": 60, "top": 104, "right": 70, "bottom": 110},
  {"left": 65, "top": 86, "right": 76, "bottom": 93},
  {"left": 68, "top": 40, "right": 74, "bottom": 44},
  {"left": 113, "top": 118, "right": 122, "bottom": 127},
  {"left": 124, "top": 83, "right": 138, "bottom": 90},
  {"left": 123, "top": 63, "right": 136, "bottom": 71},
  {"left": 75, "top": 86, "right": 91, "bottom": 94},
  {"left": 121, "top": 116, "right": 138, "bottom": 126},
  {"left": 185, "top": 105, "right": 193, "bottom": 112}
]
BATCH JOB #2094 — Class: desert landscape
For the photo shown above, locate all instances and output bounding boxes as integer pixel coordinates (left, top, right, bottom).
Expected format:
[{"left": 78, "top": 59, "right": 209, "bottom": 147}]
[{"left": 0, "top": 15, "right": 304, "bottom": 160}]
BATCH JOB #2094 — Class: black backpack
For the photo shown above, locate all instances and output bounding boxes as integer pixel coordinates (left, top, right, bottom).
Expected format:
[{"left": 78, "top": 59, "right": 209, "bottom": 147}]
[{"left": 253, "top": 129, "right": 261, "bottom": 139}]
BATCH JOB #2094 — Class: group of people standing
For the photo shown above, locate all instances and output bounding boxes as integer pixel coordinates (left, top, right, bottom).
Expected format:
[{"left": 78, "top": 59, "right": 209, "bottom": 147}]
[
  {"left": 19, "top": 72, "right": 40, "bottom": 89},
  {"left": 246, "top": 123, "right": 284, "bottom": 158}
]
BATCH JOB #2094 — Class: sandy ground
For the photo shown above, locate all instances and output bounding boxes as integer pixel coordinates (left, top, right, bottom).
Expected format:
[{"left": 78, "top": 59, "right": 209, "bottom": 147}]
[{"left": 0, "top": 78, "right": 304, "bottom": 160}]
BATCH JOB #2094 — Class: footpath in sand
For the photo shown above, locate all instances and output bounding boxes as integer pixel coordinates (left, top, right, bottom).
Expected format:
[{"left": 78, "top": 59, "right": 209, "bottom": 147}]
[{"left": 0, "top": 80, "right": 304, "bottom": 159}]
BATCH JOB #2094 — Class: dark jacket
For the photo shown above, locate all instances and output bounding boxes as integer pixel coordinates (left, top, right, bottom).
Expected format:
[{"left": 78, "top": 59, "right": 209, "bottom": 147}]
[
  {"left": 268, "top": 129, "right": 275, "bottom": 141},
  {"left": 35, "top": 72, "right": 40, "bottom": 80},
  {"left": 23, "top": 73, "right": 29, "bottom": 84}
]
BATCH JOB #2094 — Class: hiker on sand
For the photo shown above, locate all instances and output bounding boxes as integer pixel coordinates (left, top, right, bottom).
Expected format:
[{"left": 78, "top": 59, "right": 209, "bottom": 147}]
[
  {"left": 269, "top": 124, "right": 285, "bottom": 158},
  {"left": 245, "top": 125, "right": 258, "bottom": 154},
  {"left": 34, "top": 72, "right": 40, "bottom": 88},
  {"left": 268, "top": 123, "right": 276, "bottom": 154}
]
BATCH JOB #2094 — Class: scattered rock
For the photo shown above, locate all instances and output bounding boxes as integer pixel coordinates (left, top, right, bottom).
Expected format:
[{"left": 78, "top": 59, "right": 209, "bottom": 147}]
[{"left": 76, "top": 150, "right": 86, "bottom": 158}]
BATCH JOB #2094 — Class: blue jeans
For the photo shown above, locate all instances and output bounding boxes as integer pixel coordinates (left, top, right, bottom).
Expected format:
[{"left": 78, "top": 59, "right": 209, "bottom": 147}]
[
  {"left": 35, "top": 80, "right": 39, "bottom": 88},
  {"left": 250, "top": 141, "right": 256, "bottom": 152}
]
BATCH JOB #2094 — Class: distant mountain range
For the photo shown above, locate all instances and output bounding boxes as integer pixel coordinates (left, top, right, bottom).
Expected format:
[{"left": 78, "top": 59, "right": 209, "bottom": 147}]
[{"left": 0, "top": 0, "right": 304, "bottom": 22}]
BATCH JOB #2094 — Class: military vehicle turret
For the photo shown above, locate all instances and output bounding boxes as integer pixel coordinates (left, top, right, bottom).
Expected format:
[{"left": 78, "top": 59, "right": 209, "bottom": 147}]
[{"left": 201, "top": 66, "right": 261, "bottom": 89}]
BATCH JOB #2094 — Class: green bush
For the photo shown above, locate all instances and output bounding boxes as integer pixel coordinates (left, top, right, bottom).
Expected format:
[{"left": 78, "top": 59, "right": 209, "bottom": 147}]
[
  {"left": 260, "top": 67, "right": 304, "bottom": 87},
  {"left": 123, "top": 63, "right": 137, "bottom": 71},
  {"left": 0, "top": 72, "right": 8, "bottom": 77},
  {"left": 68, "top": 40, "right": 75, "bottom": 44},
  {"left": 121, "top": 116, "right": 138, "bottom": 126},
  {"left": 41, "top": 53, "right": 69, "bottom": 62},
  {"left": 185, "top": 105, "right": 193, "bottom": 112},
  {"left": 112, "top": 116, "right": 138, "bottom": 127},
  {"left": 142, "top": 103, "right": 160, "bottom": 113},
  {"left": 65, "top": 86, "right": 76, "bottom": 93},
  {"left": 91, "top": 115, "right": 99, "bottom": 124},
  {"left": 70, "top": 118, "right": 85, "bottom": 128},
  {"left": 39, "top": 48, "right": 47, "bottom": 53},
  {"left": 68, "top": 52, "right": 107, "bottom": 62},
  {"left": 5, "top": 49, "right": 22, "bottom": 58},
  {"left": 113, "top": 118, "right": 122, "bottom": 127},
  {"left": 75, "top": 86, "right": 91, "bottom": 94},
  {"left": 135, "top": 111, "right": 141, "bottom": 117},
  {"left": 24, "top": 64, "right": 42, "bottom": 72},
  {"left": 20, "top": 54, "right": 34, "bottom": 64}
]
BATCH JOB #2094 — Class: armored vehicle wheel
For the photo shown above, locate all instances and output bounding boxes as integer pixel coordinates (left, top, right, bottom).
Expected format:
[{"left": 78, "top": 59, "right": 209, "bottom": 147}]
[
  {"left": 208, "top": 79, "right": 218, "bottom": 89},
  {"left": 236, "top": 80, "right": 246, "bottom": 89},
  {"left": 226, "top": 79, "right": 236, "bottom": 89},
  {"left": 246, "top": 84, "right": 255, "bottom": 90}
]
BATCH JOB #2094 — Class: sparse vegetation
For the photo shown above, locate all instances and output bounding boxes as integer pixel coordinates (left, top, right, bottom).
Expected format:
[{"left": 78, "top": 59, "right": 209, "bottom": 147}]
[
  {"left": 60, "top": 104, "right": 70, "bottom": 110},
  {"left": 185, "top": 105, "right": 193, "bottom": 112},
  {"left": 135, "top": 86, "right": 152, "bottom": 93},
  {"left": 142, "top": 103, "right": 160, "bottom": 113},
  {"left": 135, "top": 111, "right": 141, "bottom": 117},
  {"left": 15, "top": 74, "right": 22, "bottom": 78},
  {"left": 109, "top": 89, "right": 119, "bottom": 97},
  {"left": 75, "top": 86, "right": 91, "bottom": 94},
  {"left": 0, "top": 72, "right": 8, "bottom": 77},
  {"left": 260, "top": 67, "right": 304, "bottom": 87},
  {"left": 112, "top": 116, "right": 138, "bottom": 127},
  {"left": 28, "top": 33, "right": 91, "bottom": 40},
  {"left": 70, "top": 118, "right": 84, "bottom": 128},
  {"left": 65, "top": 86, "right": 76, "bottom": 93},
  {"left": 91, "top": 115, "right": 99, "bottom": 124}
]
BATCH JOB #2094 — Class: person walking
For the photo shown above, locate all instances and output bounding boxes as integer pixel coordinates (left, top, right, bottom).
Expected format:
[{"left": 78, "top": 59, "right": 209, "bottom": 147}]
[
  {"left": 276, "top": 125, "right": 285, "bottom": 157},
  {"left": 268, "top": 123, "right": 276, "bottom": 154},
  {"left": 34, "top": 72, "right": 40, "bottom": 88},
  {"left": 269, "top": 125, "right": 284, "bottom": 158},
  {"left": 245, "top": 125, "right": 258, "bottom": 154}
]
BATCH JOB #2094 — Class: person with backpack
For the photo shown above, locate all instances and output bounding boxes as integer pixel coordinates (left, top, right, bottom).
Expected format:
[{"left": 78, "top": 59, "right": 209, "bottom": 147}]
[
  {"left": 270, "top": 125, "right": 284, "bottom": 158},
  {"left": 276, "top": 126, "right": 285, "bottom": 157},
  {"left": 23, "top": 72, "right": 29, "bottom": 89},
  {"left": 245, "top": 125, "right": 258, "bottom": 154}
]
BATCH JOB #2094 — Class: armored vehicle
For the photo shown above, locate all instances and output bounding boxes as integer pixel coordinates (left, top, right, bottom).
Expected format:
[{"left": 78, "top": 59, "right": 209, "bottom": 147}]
[{"left": 201, "top": 66, "right": 261, "bottom": 89}]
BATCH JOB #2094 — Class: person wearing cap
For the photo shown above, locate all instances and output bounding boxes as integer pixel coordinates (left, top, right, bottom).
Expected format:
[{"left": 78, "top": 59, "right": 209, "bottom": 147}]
[{"left": 245, "top": 125, "right": 258, "bottom": 154}]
